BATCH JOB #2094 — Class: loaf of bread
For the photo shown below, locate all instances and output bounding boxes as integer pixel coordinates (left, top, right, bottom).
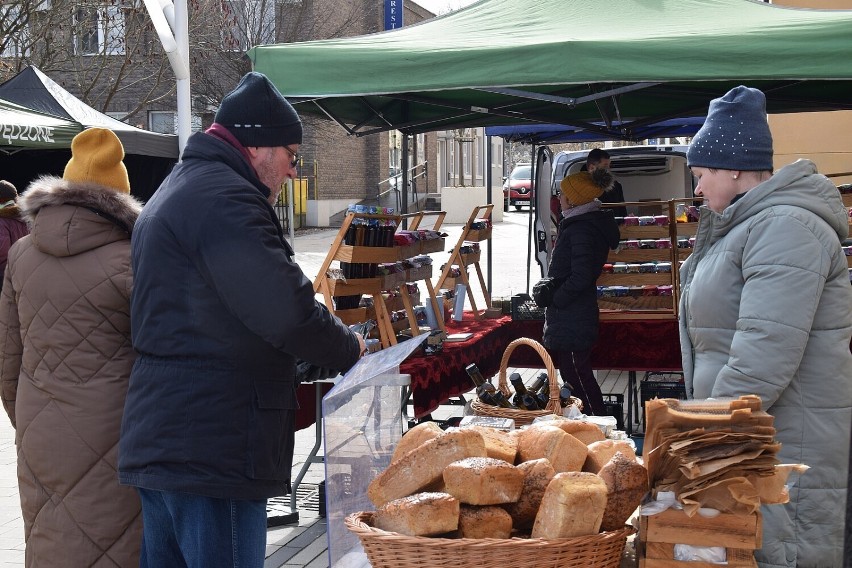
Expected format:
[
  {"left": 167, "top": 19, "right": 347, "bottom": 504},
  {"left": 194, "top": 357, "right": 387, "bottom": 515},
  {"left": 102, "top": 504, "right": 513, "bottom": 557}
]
[
  {"left": 373, "top": 492, "right": 460, "bottom": 536},
  {"left": 502, "top": 458, "right": 555, "bottom": 530},
  {"left": 458, "top": 505, "right": 513, "bottom": 539},
  {"left": 467, "top": 425, "right": 518, "bottom": 463},
  {"left": 443, "top": 457, "right": 525, "bottom": 505},
  {"left": 549, "top": 419, "right": 606, "bottom": 445},
  {"left": 391, "top": 421, "right": 444, "bottom": 464},
  {"left": 517, "top": 424, "right": 587, "bottom": 472},
  {"left": 368, "top": 428, "right": 487, "bottom": 507},
  {"left": 582, "top": 439, "right": 637, "bottom": 473},
  {"left": 598, "top": 451, "right": 648, "bottom": 531},
  {"left": 531, "top": 472, "right": 608, "bottom": 538}
]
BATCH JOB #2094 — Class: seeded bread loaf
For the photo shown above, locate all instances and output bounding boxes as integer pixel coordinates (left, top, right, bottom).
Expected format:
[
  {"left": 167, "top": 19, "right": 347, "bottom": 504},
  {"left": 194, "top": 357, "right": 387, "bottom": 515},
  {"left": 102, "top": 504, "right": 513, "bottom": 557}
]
[
  {"left": 467, "top": 425, "right": 518, "bottom": 463},
  {"left": 582, "top": 439, "right": 637, "bottom": 473},
  {"left": 531, "top": 472, "right": 608, "bottom": 538},
  {"left": 443, "top": 456, "right": 525, "bottom": 505},
  {"left": 501, "top": 458, "right": 555, "bottom": 530},
  {"left": 368, "top": 428, "right": 487, "bottom": 507},
  {"left": 391, "top": 421, "right": 444, "bottom": 464},
  {"left": 598, "top": 451, "right": 648, "bottom": 531},
  {"left": 550, "top": 419, "right": 606, "bottom": 445},
  {"left": 517, "top": 424, "right": 588, "bottom": 472},
  {"left": 457, "top": 505, "right": 513, "bottom": 539},
  {"left": 373, "top": 492, "right": 460, "bottom": 536}
]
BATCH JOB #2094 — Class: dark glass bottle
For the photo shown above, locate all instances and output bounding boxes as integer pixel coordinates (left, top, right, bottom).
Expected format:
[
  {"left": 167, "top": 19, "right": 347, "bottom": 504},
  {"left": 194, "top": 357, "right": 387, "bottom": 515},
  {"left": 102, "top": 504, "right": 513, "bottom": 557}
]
[
  {"left": 509, "top": 373, "right": 540, "bottom": 410},
  {"left": 533, "top": 373, "right": 551, "bottom": 408},
  {"left": 466, "top": 363, "right": 510, "bottom": 407},
  {"left": 559, "top": 379, "right": 573, "bottom": 407}
]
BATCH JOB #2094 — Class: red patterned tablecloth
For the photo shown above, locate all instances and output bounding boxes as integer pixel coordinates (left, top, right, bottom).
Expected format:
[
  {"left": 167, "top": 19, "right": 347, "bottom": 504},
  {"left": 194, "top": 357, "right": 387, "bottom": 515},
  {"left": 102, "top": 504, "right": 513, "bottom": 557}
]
[{"left": 401, "top": 315, "right": 682, "bottom": 418}]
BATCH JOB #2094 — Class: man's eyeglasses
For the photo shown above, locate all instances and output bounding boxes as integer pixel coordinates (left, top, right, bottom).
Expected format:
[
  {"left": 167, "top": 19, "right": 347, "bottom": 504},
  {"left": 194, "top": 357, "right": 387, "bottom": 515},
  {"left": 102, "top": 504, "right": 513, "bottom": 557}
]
[{"left": 284, "top": 146, "right": 300, "bottom": 168}]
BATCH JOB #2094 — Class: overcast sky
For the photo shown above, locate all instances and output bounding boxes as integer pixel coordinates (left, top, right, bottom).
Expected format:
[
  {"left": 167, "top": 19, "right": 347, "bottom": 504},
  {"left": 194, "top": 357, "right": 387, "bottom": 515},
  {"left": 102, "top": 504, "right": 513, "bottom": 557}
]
[{"left": 413, "top": 0, "right": 477, "bottom": 16}]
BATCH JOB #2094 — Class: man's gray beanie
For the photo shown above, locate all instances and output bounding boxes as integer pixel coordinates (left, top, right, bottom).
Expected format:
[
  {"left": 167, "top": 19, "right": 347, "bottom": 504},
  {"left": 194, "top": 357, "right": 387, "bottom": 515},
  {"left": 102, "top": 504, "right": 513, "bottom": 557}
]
[
  {"left": 686, "top": 85, "right": 773, "bottom": 171},
  {"left": 214, "top": 72, "right": 303, "bottom": 148}
]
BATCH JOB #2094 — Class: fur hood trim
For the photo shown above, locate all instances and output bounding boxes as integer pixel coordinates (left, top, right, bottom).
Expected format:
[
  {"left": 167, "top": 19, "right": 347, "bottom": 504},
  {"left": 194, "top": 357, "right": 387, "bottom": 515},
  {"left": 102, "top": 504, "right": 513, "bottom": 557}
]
[{"left": 20, "top": 175, "right": 142, "bottom": 233}]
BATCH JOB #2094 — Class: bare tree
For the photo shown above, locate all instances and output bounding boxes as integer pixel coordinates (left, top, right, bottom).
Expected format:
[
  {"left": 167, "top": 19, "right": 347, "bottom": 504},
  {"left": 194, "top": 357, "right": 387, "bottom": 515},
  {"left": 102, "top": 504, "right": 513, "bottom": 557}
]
[
  {"left": 188, "top": 0, "right": 368, "bottom": 117},
  {"left": 0, "top": 0, "right": 175, "bottom": 122}
]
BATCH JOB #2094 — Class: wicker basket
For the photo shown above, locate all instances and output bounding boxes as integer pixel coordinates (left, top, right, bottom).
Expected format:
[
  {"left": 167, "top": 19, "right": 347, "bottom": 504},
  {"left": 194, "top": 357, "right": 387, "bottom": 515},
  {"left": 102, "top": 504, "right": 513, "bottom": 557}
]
[
  {"left": 345, "top": 511, "right": 633, "bottom": 568},
  {"left": 470, "top": 337, "right": 581, "bottom": 426}
]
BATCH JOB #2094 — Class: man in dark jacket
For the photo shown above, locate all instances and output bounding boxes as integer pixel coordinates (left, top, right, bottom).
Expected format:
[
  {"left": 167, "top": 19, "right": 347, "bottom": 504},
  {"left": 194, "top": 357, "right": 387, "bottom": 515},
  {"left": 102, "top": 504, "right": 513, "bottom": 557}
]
[
  {"left": 119, "top": 72, "right": 364, "bottom": 567},
  {"left": 542, "top": 169, "right": 620, "bottom": 416},
  {"left": 585, "top": 148, "right": 627, "bottom": 217}
]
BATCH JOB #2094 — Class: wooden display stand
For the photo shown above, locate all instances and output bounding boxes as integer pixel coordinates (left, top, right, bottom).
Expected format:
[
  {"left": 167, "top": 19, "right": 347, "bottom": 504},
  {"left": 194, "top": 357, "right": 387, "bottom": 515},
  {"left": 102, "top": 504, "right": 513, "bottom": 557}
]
[
  {"left": 597, "top": 198, "right": 706, "bottom": 318},
  {"left": 434, "top": 204, "right": 493, "bottom": 320},
  {"left": 313, "top": 211, "right": 446, "bottom": 349},
  {"left": 639, "top": 508, "right": 761, "bottom": 567}
]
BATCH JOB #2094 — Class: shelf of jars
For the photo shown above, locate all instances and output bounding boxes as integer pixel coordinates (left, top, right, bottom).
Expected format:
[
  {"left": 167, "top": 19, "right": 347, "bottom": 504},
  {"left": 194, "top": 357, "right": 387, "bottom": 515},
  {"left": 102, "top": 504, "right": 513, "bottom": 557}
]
[{"left": 313, "top": 209, "right": 447, "bottom": 349}]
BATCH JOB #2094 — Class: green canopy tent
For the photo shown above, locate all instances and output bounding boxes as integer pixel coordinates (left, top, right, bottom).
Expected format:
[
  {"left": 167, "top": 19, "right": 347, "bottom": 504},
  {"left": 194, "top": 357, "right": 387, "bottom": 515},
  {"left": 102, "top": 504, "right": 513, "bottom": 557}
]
[
  {"left": 249, "top": 0, "right": 852, "bottom": 138},
  {"left": 0, "top": 98, "right": 81, "bottom": 150}
]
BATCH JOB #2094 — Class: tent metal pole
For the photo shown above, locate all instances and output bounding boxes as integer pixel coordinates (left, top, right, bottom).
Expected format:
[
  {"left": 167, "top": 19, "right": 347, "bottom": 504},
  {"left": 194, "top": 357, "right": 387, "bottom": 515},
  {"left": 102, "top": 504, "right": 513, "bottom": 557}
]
[
  {"left": 401, "top": 135, "right": 409, "bottom": 228},
  {"left": 526, "top": 144, "right": 536, "bottom": 293},
  {"left": 175, "top": 0, "right": 190, "bottom": 157},
  {"left": 485, "top": 134, "right": 492, "bottom": 294}
]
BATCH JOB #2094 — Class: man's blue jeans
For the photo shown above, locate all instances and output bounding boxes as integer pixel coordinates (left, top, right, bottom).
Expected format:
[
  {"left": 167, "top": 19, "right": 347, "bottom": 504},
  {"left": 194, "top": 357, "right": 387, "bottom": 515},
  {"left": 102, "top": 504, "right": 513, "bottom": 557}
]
[{"left": 137, "top": 488, "right": 267, "bottom": 568}]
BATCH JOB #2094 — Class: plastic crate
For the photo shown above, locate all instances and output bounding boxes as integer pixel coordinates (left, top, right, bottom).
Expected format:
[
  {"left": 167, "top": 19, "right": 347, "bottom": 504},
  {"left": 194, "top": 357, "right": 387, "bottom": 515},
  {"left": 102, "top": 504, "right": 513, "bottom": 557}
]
[
  {"left": 602, "top": 392, "right": 624, "bottom": 431},
  {"left": 640, "top": 372, "right": 686, "bottom": 404},
  {"left": 511, "top": 293, "right": 546, "bottom": 320}
]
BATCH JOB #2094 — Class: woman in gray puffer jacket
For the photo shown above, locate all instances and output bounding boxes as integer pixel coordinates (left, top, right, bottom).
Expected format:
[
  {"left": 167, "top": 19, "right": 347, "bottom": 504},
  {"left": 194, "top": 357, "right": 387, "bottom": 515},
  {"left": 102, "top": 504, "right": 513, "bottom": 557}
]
[{"left": 679, "top": 86, "right": 851, "bottom": 568}]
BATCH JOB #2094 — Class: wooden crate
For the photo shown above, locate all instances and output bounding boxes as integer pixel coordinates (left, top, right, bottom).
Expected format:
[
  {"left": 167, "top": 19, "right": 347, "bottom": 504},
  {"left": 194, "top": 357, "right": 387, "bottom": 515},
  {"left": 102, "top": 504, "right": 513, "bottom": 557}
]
[{"left": 639, "top": 508, "right": 760, "bottom": 568}]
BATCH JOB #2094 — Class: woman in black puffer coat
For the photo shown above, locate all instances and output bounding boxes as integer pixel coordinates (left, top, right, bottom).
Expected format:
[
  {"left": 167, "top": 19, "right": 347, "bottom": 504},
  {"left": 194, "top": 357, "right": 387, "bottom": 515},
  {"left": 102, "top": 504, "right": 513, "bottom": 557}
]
[{"left": 542, "top": 169, "right": 620, "bottom": 415}]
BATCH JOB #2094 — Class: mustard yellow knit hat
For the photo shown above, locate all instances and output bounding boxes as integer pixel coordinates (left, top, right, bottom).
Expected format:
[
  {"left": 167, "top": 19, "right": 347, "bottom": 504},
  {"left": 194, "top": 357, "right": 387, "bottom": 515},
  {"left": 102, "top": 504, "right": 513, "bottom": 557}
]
[
  {"left": 560, "top": 169, "right": 613, "bottom": 206},
  {"left": 63, "top": 128, "right": 130, "bottom": 194}
]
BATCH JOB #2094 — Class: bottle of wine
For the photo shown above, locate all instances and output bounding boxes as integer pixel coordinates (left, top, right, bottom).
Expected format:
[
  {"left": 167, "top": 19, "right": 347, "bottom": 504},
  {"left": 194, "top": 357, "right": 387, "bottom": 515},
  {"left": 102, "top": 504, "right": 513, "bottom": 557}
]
[
  {"left": 533, "top": 373, "right": 551, "bottom": 408},
  {"left": 466, "top": 363, "right": 511, "bottom": 407},
  {"left": 490, "top": 390, "right": 514, "bottom": 408},
  {"left": 509, "top": 373, "right": 540, "bottom": 410},
  {"left": 559, "top": 378, "right": 573, "bottom": 407}
]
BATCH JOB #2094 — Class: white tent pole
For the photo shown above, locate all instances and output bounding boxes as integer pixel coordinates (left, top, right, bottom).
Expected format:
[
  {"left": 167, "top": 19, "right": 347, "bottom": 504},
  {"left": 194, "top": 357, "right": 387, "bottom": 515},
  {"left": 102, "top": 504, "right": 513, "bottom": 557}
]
[
  {"left": 143, "top": 0, "right": 190, "bottom": 156},
  {"left": 174, "top": 0, "right": 191, "bottom": 157}
]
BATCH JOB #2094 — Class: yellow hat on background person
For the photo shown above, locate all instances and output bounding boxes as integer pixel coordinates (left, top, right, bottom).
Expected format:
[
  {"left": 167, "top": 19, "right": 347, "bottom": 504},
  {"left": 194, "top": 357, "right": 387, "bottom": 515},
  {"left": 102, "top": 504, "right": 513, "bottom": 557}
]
[
  {"left": 63, "top": 128, "right": 130, "bottom": 194},
  {"left": 560, "top": 169, "right": 614, "bottom": 206}
]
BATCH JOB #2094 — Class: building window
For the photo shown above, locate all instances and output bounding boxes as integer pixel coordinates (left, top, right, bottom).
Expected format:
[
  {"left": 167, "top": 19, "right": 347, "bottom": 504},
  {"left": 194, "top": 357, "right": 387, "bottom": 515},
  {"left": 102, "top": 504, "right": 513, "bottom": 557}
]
[
  {"left": 1, "top": 5, "right": 30, "bottom": 57},
  {"left": 222, "top": 0, "right": 275, "bottom": 52},
  {"left": 149, "top": 111, "right": 175, "bottom": 134},
  {"left": 74, "top": 5, "right": 125, "bottom": 56}
]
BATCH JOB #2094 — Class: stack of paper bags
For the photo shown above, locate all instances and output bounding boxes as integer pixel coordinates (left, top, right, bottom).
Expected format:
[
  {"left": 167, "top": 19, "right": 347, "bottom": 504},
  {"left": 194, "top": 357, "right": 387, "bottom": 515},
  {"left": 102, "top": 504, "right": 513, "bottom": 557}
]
[{"left": 644, "top": 395, "right": 807, "bottom": 517}]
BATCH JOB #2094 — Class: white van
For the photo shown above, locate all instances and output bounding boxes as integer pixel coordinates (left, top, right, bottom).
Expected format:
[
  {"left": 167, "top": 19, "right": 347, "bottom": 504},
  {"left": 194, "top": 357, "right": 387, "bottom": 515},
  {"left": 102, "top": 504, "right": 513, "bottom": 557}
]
[{"left": 533, "top": 145, "right": 696, "bottom": 274}]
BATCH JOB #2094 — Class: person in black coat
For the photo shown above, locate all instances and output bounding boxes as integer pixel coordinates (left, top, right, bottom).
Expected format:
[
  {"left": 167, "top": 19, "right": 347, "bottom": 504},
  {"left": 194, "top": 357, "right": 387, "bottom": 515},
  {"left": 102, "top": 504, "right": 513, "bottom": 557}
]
[
  {"left": 119, "top": 73, "right": 365, "bottom": 567},
  {"left": 542, "top": 169, "right": 620, "bottom": 415}
]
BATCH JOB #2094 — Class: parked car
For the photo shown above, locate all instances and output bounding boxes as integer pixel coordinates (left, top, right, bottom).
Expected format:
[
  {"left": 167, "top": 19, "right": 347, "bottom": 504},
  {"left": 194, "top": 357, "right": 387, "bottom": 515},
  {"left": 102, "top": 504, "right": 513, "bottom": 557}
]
[{"left": 503, "top": 162, "right": 533, "bottom": 210}]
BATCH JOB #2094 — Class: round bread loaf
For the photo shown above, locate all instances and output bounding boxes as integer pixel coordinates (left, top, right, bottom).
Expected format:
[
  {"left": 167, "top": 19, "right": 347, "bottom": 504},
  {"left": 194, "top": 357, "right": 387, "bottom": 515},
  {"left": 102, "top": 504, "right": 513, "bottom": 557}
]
[
  {"left": 531, "top": 471, "right": 608, "bottom": 538},
  {"left": 517, "top": 424, "right": 587, "bottom": 472},
  {"left": 458, "top": 504, "right": 513, "bottom": 538},
  {"left": 502, "top": 458, "right": 555, "bottom": 530},
  {"left": 549, "top": 419, "right": 606, "bottom": 445},
  {"left": 391, "top": 421, "right": 443, "bottom": 464},
  {"left": 582, "top": 439, "right": 637, "bottom": 473},
  {"left": 467, "top": 425, "right": 518, "bottom": 463},
  {"left": 443, "top": 456, "right": 524, "bottom": 505},
  {"left": 598, "top": 451, "right": 649, "bottom": 531},
  {"left": 373, "top": 492, "right": 460, "bottom": 536}
]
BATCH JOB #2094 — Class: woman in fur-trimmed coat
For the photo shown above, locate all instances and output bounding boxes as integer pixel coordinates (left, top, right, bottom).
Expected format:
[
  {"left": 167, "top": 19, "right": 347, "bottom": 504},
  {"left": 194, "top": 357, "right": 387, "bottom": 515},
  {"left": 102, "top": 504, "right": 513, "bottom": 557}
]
[{"left": 0, "top": 128, "right": 143, "bottom": 567}]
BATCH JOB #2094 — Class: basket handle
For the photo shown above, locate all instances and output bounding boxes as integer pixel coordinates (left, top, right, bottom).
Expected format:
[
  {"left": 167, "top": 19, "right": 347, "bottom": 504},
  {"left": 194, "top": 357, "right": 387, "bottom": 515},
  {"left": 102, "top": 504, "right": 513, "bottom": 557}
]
[{"left": 498, "top": 338, "right": 561, "bottom": 413}]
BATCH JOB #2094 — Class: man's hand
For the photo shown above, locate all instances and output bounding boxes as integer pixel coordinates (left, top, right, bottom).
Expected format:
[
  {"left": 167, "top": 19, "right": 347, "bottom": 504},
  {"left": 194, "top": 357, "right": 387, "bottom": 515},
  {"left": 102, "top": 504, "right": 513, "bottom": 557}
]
[
  {"left": 295, "top": 360, "right": 340, "bottom": 383},
  {"left": 355, "top": 332, "right": 367, "bottom": 357}
]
